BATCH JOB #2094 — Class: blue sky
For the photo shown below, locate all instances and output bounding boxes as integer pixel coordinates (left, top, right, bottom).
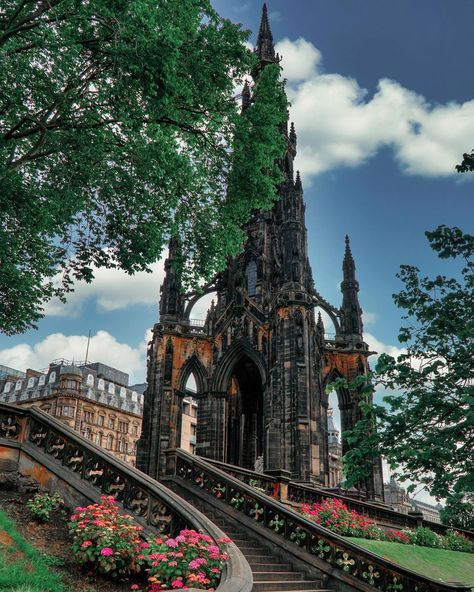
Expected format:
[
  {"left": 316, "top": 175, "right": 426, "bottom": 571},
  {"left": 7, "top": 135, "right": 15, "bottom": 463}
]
[{"left": 1, "top": 0, "right": 473, "bottom": 464}]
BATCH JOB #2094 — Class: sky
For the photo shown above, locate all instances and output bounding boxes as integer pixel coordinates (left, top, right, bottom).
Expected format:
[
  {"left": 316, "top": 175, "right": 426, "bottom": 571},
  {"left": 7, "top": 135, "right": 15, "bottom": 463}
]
[{"left": 1, "top": 0, "right": 472, "bottom": 498}]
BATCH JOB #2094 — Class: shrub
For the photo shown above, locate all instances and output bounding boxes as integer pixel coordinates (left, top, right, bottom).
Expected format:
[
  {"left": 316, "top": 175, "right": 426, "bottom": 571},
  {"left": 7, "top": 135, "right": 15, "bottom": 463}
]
[
  {"left": 443, "top": 529, "right": 473, "bottom": 553},
  {"left": 300, "top": 498, "right": 384, "bottom": 540},
  {"left": 69, "top": 496, "right": 144, "bottom": 578},
  {"left": 26, "top": 492, "right": 63, "bottom": 522},
  {"left": 408, "top": 527, "right": 443, "bottom": 548},
  {"left": 385, "top": 529, "right": 412, "bottom": 544},
  {"left": 143, "top": 529, "right": 232, "bottom": 590}
]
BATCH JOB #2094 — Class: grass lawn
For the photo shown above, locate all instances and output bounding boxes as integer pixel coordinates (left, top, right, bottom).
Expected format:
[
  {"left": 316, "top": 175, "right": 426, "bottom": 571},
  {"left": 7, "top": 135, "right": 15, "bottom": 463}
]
[
  {"left": 0, "top": 509, "right": 66, "bottom": 592},
  {"left": 348, "top": 537, "right": 474, "bottom": 587}
]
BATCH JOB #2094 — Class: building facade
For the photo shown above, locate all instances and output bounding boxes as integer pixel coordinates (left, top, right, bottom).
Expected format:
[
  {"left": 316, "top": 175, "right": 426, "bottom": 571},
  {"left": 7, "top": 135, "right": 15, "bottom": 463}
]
[
  {"left": 0, "top": 360, "right": 143, "bottom": 466},
  {"left": 384, "top": 477, "right": 443, "bottom": 523},
  {"left": 137, "top": 5, "right": 384, "bottom": 499}
]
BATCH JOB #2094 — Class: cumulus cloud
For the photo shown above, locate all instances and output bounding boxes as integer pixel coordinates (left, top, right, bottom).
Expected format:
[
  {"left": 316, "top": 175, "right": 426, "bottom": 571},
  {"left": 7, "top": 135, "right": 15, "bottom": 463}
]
[
  {"left": 44, "top": 258, "right": 166, "bottom": 318},
  {"left": 0, "top": 330, "right": 151, "bottom": 384},
  {"left": 362, "top": 311, "right": 378, "bottom": 326},
  {"left": 365, "top": 332, "right": 406, "bottom": 360},
  {"left": 275, "top": 37, "right": 474, "bottom": 178}
]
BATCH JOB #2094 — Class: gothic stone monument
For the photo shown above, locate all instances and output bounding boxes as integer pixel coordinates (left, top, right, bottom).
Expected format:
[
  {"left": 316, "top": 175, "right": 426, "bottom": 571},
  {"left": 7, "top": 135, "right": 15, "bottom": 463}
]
[{"left": 137, "top": 4, "right": 384, "bottom": 500}]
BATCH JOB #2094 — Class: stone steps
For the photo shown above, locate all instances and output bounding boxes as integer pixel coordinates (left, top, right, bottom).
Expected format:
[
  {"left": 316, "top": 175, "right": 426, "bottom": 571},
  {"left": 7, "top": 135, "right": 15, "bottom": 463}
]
[{"left": 207, "top": 514, "right": 334, "bottom": 592}]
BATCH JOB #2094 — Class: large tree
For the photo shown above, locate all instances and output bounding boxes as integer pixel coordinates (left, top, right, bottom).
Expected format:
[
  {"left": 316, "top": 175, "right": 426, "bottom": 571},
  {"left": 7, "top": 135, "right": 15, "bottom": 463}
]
[
  {"left": 339, "top": 226, "right": 474, "bottom": 501},
  {"left": 0, "top": 0, "right": 287, "bottom": 334}
]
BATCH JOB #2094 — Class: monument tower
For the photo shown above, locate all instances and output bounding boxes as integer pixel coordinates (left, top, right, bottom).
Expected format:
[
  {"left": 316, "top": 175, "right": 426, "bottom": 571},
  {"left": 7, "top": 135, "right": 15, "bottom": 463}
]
[{"left": 137, "top": 4, "right": 384, "bottom": 500}]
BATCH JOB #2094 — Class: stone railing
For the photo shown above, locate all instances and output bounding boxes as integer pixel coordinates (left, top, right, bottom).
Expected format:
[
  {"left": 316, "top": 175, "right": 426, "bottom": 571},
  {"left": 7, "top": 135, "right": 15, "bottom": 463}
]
[
  {"left": 170, "top": 450, "right": 472, "bottom": 592},
  {"left": 204, "top": 458, "right": 473, "bottom": 540},
  {"left": 204, "top": 458, "right": 278, "bottom": 497},
  {"left": 0, "top": 404, "right": 252, "bottom": 592},
  {"left": 287, "top": 482, "right": 473, "bottom": 539}
]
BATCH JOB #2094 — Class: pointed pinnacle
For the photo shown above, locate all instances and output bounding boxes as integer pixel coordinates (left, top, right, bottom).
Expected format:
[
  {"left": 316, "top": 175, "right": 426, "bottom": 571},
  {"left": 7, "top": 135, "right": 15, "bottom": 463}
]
[
  {"left": 290, "top": 121, "right": 297, "bottom": 144},
  {"left": 295, "top": 170, "right": 302, "bottom": 191},
  {"left": 256, "top": 3, "right": 275, "bottom": 62},
  {"left": 242, "top": 79, "right": 251, "bottom": 109}
]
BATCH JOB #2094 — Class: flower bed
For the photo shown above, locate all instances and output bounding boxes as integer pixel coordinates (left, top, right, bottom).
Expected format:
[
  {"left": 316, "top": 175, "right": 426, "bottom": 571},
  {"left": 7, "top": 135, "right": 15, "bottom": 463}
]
[
  {"left": 69, "top": 496, "right": 231, "bottom": 590},
  {"left": 300, "top": 498, "right": 473, "bottom": 553}
]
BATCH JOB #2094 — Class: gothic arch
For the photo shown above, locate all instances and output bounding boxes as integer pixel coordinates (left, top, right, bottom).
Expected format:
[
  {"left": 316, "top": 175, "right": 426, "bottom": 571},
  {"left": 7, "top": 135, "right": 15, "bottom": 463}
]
[
  {"left": 212, "top": 339, "right": 267, "bottom": 393},
  {"left": 183, "top": 286, "right": 217, "bottom": 321},
  {"left": 176, "top": 354, "right": 208, "bottom": 394},
  {"left": 323, "top": 367, "right": 352, "bottom": 409}
]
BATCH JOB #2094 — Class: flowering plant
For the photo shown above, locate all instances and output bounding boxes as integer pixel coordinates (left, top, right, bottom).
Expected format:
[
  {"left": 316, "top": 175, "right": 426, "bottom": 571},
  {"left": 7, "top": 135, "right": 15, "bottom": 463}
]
[
  {"left": 300, "top": 498, "right": 384, "bottom": 539},
  {"left": 443, "top": 529, "right": 473, "bottom": 553},
  {"left": 69, "top": 495, "right": 145, "bottom": 577},
  {"left": 384, "top": 529, "right": 412, "bottom": 544},
  {"left": 143, "top": 529, "right": 231, "bottom": 590},
  {"left": 26, "top": 492, "right": 64, "bottom": 522}
]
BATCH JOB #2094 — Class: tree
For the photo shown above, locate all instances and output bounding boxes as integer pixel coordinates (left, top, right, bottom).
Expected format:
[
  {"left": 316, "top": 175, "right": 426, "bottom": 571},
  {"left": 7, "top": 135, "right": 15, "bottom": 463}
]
[
  {"left": 440, "top": 491, "right": 474, "bottom": 530},
  {"left": 339, "top": 226, "right": 474, "bottom": 500},
  {"left": 456, "top": 151, "right": 474, "bottom": 173},
  {"left": 0, "top": 0, "right": 287, "bottom": 334}
]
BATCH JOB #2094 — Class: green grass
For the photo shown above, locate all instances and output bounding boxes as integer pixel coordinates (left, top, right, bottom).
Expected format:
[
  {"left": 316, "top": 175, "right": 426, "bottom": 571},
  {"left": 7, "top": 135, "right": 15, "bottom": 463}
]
[
  {"left": 0, "top": 510, "right": 65, "bottom": 591},
  {"left": 348, "top": 537, "right": 474, "bottom": 587}
]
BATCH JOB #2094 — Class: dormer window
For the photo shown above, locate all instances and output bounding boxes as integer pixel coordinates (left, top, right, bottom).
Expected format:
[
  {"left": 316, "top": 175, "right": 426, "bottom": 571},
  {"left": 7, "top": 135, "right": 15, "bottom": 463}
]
[
  {"left": 27, "top": 377, "right": 35, "bottom": 388},
  {"left": 38, "top": 375, "right": 46, "bottom": 386},
  {"left": 48, "top": 371, "right": 56, "bottom": 384},
  {"left": 98, "top": 379, "right": 105, "bottom": 391},
  {"left": 15, "top": 380, "right": 22, "bottom": 391},
  {"left": 3, "top": 382, "right": 12, "bottom": 394},
  {"left": 108, "top": 383, "right": 115, "bottom": 395},
  {"left": 86, "top": 374, "right": 94, "bottom": 386}
]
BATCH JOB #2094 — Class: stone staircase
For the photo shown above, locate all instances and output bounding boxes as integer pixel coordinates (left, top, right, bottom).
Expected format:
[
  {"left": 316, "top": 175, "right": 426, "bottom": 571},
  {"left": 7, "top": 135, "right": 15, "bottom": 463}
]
[{"left": 205, "top": 512, "right": 335, "bottom": 592}]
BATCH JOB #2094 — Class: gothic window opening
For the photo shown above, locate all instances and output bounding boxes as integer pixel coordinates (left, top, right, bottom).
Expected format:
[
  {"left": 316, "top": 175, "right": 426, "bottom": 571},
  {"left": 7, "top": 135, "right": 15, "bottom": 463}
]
[
  {"left": 181, "top": 373, "right": 198, "bottom": 453},
  {"left": 226, "top": 356, "right": 264, "bottom": 470},
  {"left": 246, "top": 260, "right": 257, "bottom": 297}
]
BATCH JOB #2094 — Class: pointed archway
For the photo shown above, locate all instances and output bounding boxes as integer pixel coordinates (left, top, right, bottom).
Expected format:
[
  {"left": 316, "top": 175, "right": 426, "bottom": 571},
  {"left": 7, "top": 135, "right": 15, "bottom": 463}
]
[{"left": 226, "top": 355, "right": 264, "bottom": 469}]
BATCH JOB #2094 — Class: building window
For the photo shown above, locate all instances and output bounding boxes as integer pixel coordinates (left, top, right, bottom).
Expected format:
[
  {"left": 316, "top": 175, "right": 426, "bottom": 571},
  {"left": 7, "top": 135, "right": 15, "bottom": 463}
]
[
  {"left": 63, "top": 379, "right": 78, "bottom": 390},
  {"left": 48, "top": 371, "right": 56, "bottom": 384},
  {"left": 3, "top": 383, "right": 12, "bottom": 394},
  {"left": 118, "top": 421, "right": 128, "bottom": 433},
  {"left": 120, "top": 387, "right": 126, "bottom": 398},
  {"left": 95, "top": 432, "right": 102, "bottom": 446},
  {"left": 15, "top": 380, "right": 22, "bottom": 391},
  {"left": 118, "top": 438, "right": 125, "bottom": 453},
  {"left": 83, "top": 410, "right": 94, "bottom": 423},
  {"left": 62, "top": 406, "right": 75, "bottom": 418},
  {"left": 98, "top": 379, "right": 105, "bottom": 391},
  {"left": 86, "top": 374, "right": 94, "bottom": 386},
  {"left": 246, "top": 260, "right": 257, "bottom": 296},
  {"left": 106, "top": 435, "right": 113, "bottom": 450},
  {"left": 132, "top": 424, "right": 138, "bottom": 436},
  {"left": 38, "top": 375, "right": 46, "bottom": 386},
  {"left": 98, "top": 415, "right": 104, "bottom": 427},
  {"left": 27, "top": 377, "right": 35, "bottom": 388},
  {"left": 108, "top": 418, "right": 115, "bottom": 429},
  {"left": 190, "top": 424, "right": 197, "bottom": 437},
  {"left": 190, "top": 443, "right": 196, "bottom": 455},
  {"left": 108, "top": 383, "right": 115, "bottom": 395}
]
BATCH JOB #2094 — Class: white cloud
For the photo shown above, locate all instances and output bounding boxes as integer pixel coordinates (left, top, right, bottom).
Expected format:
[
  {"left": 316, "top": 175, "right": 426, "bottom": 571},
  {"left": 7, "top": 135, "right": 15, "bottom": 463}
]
[
  {"left": 362, "top": 311, "right": 378, "bottom": 326},
  {"left": 365, "top": 332, "right": 406, "bottom": 360},
  {"left": 44, "top": 258, "right": 166, "bottom": 318},
  {"left": 276, "top": 37, "right": 321, "bottom": 82},
  {"left": 0, "top": 330, "right": 150, "bottom": 384},
  {"left": 275, "top": 37, "right": 474, "bottom": 178}
]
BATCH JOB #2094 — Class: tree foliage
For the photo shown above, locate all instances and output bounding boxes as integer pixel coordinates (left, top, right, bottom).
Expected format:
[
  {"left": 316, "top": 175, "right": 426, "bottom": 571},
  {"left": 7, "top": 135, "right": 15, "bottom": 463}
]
[
  {"left": 440, "top": 491, "right": 474, "bottom": 530},
  {"left": 0, "top": 0, "right": 288, "bottom": 334},
  {"left": 339, "top": 226, "right": 474, "bottom": 500},
  {"left": 456, "top": 151, "right": 474, "bottom": 173}
]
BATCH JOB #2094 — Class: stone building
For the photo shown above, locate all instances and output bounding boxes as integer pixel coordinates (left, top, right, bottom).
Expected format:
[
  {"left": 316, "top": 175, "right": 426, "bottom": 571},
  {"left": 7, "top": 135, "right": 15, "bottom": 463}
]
[
  {"left": 137, "top": 5, "right": 384, "bottom": 499},
  {"left": 384, "top": 476, "right": 443, "bottom": 523},
  {"left": 0, "top": 360, "right": 143, "bottom": 466},
  {"left": 327, "top": 409, "right": 343, "bottom": 488},
  {"left": 180, "top": 397, "right": 198, "bottom": 455}
]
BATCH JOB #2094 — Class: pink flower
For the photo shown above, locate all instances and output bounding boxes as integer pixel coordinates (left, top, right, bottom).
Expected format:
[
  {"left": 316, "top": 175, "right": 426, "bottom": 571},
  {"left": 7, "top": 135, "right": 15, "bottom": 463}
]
[
  {"left": 175, "top": 535, "right": 186, "bottom": 543},
  {"left": 131, "top": 586, "right": 140, "bottom": 590},
  {"left": 188, "top": 559, "right": 200, "bottom": 570},
  {"left": 169, "top": 561, "right": 177, "bottom": 567},
  {"left": 208, "top": 545, "right": 219, "bottom": 555},
  {"left": 81, "top": 540, "right": 92, "bottom": 548},
  {"left": 171, "top": 580, "right": 183, "bottom": 589},
  {"left": 165, "top": 538, "right": 178, "bottom": 548},
  {"left": 100, "top": 547, "right": 114, "bottom": 556}
]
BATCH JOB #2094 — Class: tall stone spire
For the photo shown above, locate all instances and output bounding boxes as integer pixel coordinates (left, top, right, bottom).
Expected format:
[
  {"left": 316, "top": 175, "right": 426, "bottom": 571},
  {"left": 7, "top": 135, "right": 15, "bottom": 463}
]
[
  {"left": 256, "top": 3, "right": 278, "bottom": 66},
  {"left": 339, "top": 236, "right": 363, "bottom": 338},
  {"left": 159, "top": 236, "right": 184, "bottom": 322}
]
